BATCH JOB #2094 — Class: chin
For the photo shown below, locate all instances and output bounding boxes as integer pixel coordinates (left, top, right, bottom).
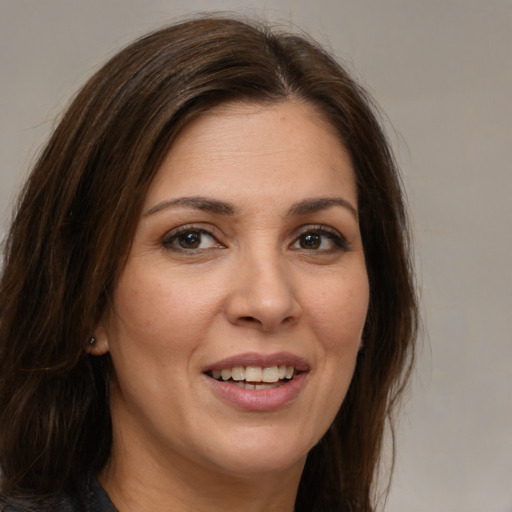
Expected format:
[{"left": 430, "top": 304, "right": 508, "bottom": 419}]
[
  {"left": 215, "top": 451, "right": 307, "bottom": 479},
  {"left": 201, "top": 427, "right": 314, "bottom": 477}
]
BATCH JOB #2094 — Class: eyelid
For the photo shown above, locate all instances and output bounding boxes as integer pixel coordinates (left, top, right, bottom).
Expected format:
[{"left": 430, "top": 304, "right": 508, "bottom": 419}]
[
  {"left": 290, "top": 224, "right": 349, "bottom": 251},
  {"left": 161, "top": 224, "right": 226, "bottom": 252}
]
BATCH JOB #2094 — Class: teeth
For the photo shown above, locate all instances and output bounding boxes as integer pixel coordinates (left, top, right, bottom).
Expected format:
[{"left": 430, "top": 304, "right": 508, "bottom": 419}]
[
  {"left": 245, "top": 366, "right": 262, "bottom": 382},
  {"left": 262, "top": 366, "right": 279, "bottom": 383},
  {"left": 233, "top": 381, "right": 281, "bottom": 390},
  {"left": 255, "top": 383, "right": 279, "bottom": 390},
  {"left": 231, "top": 366, "right": 245, "bottom": 381},
  {"left": 210, "top": 365, "right": 295, "bottom": 383}
]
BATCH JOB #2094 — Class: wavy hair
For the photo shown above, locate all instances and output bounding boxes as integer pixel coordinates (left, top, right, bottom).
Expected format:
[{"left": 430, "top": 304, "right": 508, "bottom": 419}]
[{"left": 0, "top": 16, "right": 417, "bottom": 511}]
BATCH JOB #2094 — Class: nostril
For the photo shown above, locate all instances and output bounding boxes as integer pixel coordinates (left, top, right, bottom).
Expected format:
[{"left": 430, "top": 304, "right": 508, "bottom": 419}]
[
  {"left": 240, "top": 316, "right": 258, "bottom": 323},
  {"left": 236, "top": 314, "right": 296, "bottom": 332}
]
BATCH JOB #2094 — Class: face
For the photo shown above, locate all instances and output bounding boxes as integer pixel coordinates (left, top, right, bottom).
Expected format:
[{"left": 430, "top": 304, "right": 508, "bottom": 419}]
[{"left": 96, "top": 101, "right": 369, "bottom": 481}]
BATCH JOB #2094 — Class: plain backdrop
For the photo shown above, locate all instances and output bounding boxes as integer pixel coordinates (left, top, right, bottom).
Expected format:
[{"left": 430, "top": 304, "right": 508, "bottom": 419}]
[{"left": 1, "top": 1, "right": 511, "bottom": 511}]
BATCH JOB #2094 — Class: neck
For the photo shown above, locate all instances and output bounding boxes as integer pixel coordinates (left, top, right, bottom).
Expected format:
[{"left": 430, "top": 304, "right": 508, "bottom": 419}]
[{"left": 98, "top": 436, "right": 305, "bottom": 512}]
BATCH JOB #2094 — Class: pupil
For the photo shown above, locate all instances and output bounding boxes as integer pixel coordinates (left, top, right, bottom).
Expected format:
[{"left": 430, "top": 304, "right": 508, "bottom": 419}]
[
  {"left": 301, "top": 233, "right": 320, "bottom": 249},
  {"left": 179, "top": 232, "right": 200, "bottom": 248}
]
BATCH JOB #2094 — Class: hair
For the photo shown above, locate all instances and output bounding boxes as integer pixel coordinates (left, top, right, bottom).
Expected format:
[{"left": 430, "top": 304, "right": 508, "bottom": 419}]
[{"left": 0, "top": 15, "right": 417, "bottom": 512}]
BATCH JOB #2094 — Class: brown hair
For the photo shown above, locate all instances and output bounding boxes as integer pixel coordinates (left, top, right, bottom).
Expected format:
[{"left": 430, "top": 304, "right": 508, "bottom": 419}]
[{"left": 0, "top": 16, "right": 417, "bottom": 511}]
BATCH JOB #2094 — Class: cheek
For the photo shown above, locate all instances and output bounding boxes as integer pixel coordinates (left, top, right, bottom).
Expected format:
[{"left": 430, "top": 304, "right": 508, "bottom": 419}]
[
  {"left": 109, "top": 264, "right": 224, "bottom": 358},
  {"left": 307, "top": 272, "right": 369, "bottom": 348},
  {"left": 297, "top": 273, "right": 369, "bottom": 447}
]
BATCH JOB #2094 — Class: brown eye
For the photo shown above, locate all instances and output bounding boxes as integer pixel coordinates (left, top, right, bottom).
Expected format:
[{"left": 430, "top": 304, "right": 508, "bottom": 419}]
[
  {"left": 291, "top": 228, "right": 348, "bottom": 252},
  {"left": 299, "top": 233, "right": 321, "bottom": 249},
  {"left": 162, "top": 228, "right": 223, "bottom": 252},
  {"left": 176, "top": 231, "right": 201, "bottom": 249}
]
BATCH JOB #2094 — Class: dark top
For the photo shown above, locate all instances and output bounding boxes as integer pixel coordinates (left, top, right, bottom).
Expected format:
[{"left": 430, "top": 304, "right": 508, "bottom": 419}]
[{"left": 0, "top": 478, "right": 117, "bottom": 512}]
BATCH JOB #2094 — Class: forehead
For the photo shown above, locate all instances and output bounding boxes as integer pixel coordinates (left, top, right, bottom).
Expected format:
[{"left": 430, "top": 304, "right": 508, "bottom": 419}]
[{"left": 145, "top": 100, "right": 357, "bottom": 209}]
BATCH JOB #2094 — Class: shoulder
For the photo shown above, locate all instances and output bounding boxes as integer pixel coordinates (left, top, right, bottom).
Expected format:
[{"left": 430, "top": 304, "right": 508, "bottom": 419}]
[
  {"left": 0, "top": 495, "right": 76, "bottom": 512},
  {"left": 0, "top": 478, "right": 116, "bottom": 512},
  {"left": 81, "top": 479, "right": 117, "bottom": 512},
  {"left": 0, "top": 498, "right": 23, "bottom": 512}
]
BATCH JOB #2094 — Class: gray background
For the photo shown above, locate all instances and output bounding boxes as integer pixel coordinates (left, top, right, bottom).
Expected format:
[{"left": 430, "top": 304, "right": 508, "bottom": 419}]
[{"left": 1, "top": 1, "right": 511, "bottom": 510}]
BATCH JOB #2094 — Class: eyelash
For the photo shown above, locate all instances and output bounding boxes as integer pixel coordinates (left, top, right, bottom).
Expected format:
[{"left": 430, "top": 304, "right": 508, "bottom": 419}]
[
  {"left": 161, "top": 225, "right": 349, "bottom": 254},
  {"left": 292, "top": 226, "right": 349, "bottom": 252},
  {"left": 161, "top": 226, "right": 224, "bottom": 252}
]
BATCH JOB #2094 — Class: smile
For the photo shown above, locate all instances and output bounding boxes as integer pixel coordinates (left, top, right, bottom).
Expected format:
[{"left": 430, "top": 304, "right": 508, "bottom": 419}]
[
  {"left": 203, "top": 352, "right": 309, "bottom": 410},
  {"left": 208, "top": 365, "right": 296, "bottom": 390}
]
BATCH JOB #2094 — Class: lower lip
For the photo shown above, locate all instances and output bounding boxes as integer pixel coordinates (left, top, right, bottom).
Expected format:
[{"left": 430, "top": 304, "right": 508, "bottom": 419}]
[{"left": 205, "top": 373, "right": 307, "bottom": 412}]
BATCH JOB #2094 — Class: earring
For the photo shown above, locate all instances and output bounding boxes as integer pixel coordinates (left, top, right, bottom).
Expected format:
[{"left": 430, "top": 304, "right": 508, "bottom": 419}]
[{"left": 89, "top": 336, "right": 96, "bottom": 346}]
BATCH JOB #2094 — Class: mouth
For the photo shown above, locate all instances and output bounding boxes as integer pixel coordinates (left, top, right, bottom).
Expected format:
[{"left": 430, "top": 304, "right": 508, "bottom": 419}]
[
  {"left": 206, "top": 365, "right": 297, "bottom": 390},
  {"left": 203, "top": 353, "right": 309, "bottom": 411}
]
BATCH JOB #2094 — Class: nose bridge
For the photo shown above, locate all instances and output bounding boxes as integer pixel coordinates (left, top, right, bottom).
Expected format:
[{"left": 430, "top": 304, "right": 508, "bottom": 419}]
[{"left": 226, "top": 239, "right": 299, "bottom": 331}]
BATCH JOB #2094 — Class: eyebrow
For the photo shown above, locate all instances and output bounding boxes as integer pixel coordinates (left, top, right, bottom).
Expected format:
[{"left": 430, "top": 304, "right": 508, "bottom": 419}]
[
  {"left": 287, "top": 197, "right": 358, "bottom": 220},
  {"left": 145, "top": 196, "right": 236, "bottom": 217},
  {"left": 145, "top": 195, "right": 357, "bottom": 220}
]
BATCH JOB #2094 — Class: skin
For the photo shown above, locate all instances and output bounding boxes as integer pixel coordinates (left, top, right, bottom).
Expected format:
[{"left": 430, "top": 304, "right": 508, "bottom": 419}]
[{"left": 92, "top": 100, "right": 370, "bottom": 512}]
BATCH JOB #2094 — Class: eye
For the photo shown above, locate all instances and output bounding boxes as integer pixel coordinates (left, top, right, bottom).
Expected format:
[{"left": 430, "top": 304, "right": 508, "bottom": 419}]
[
  {"left": 291, "top": 227, "right": 348, "bottom": 252},
  {"left": 162, "top": 227, "right": 223, "bottom": 252}
]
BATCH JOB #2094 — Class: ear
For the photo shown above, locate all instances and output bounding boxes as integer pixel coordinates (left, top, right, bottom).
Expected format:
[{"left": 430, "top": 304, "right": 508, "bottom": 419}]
[{"left": 86, "top": 320, "right": 110, "bottom": 356}]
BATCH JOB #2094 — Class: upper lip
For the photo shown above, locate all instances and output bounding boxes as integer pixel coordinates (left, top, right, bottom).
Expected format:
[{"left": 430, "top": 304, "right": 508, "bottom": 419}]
[{"left": 203, "top": 352, "right": 310, "bottom": 373}]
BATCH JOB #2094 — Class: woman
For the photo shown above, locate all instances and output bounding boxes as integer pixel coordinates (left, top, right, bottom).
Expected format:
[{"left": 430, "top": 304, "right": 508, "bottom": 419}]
[{"left": 0, "top": 16, "right": 417, "bottom": 512}]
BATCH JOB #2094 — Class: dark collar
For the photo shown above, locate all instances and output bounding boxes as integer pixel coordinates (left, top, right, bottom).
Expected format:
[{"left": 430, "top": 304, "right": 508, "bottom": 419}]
[{"left": 0, "top": 477, "right": 117, "bottom": 512}]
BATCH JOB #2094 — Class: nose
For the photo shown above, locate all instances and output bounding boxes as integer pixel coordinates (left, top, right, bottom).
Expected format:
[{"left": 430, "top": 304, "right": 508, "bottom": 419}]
[{"left": 224, "top": 249, "right": 301, "bottom": 332}]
